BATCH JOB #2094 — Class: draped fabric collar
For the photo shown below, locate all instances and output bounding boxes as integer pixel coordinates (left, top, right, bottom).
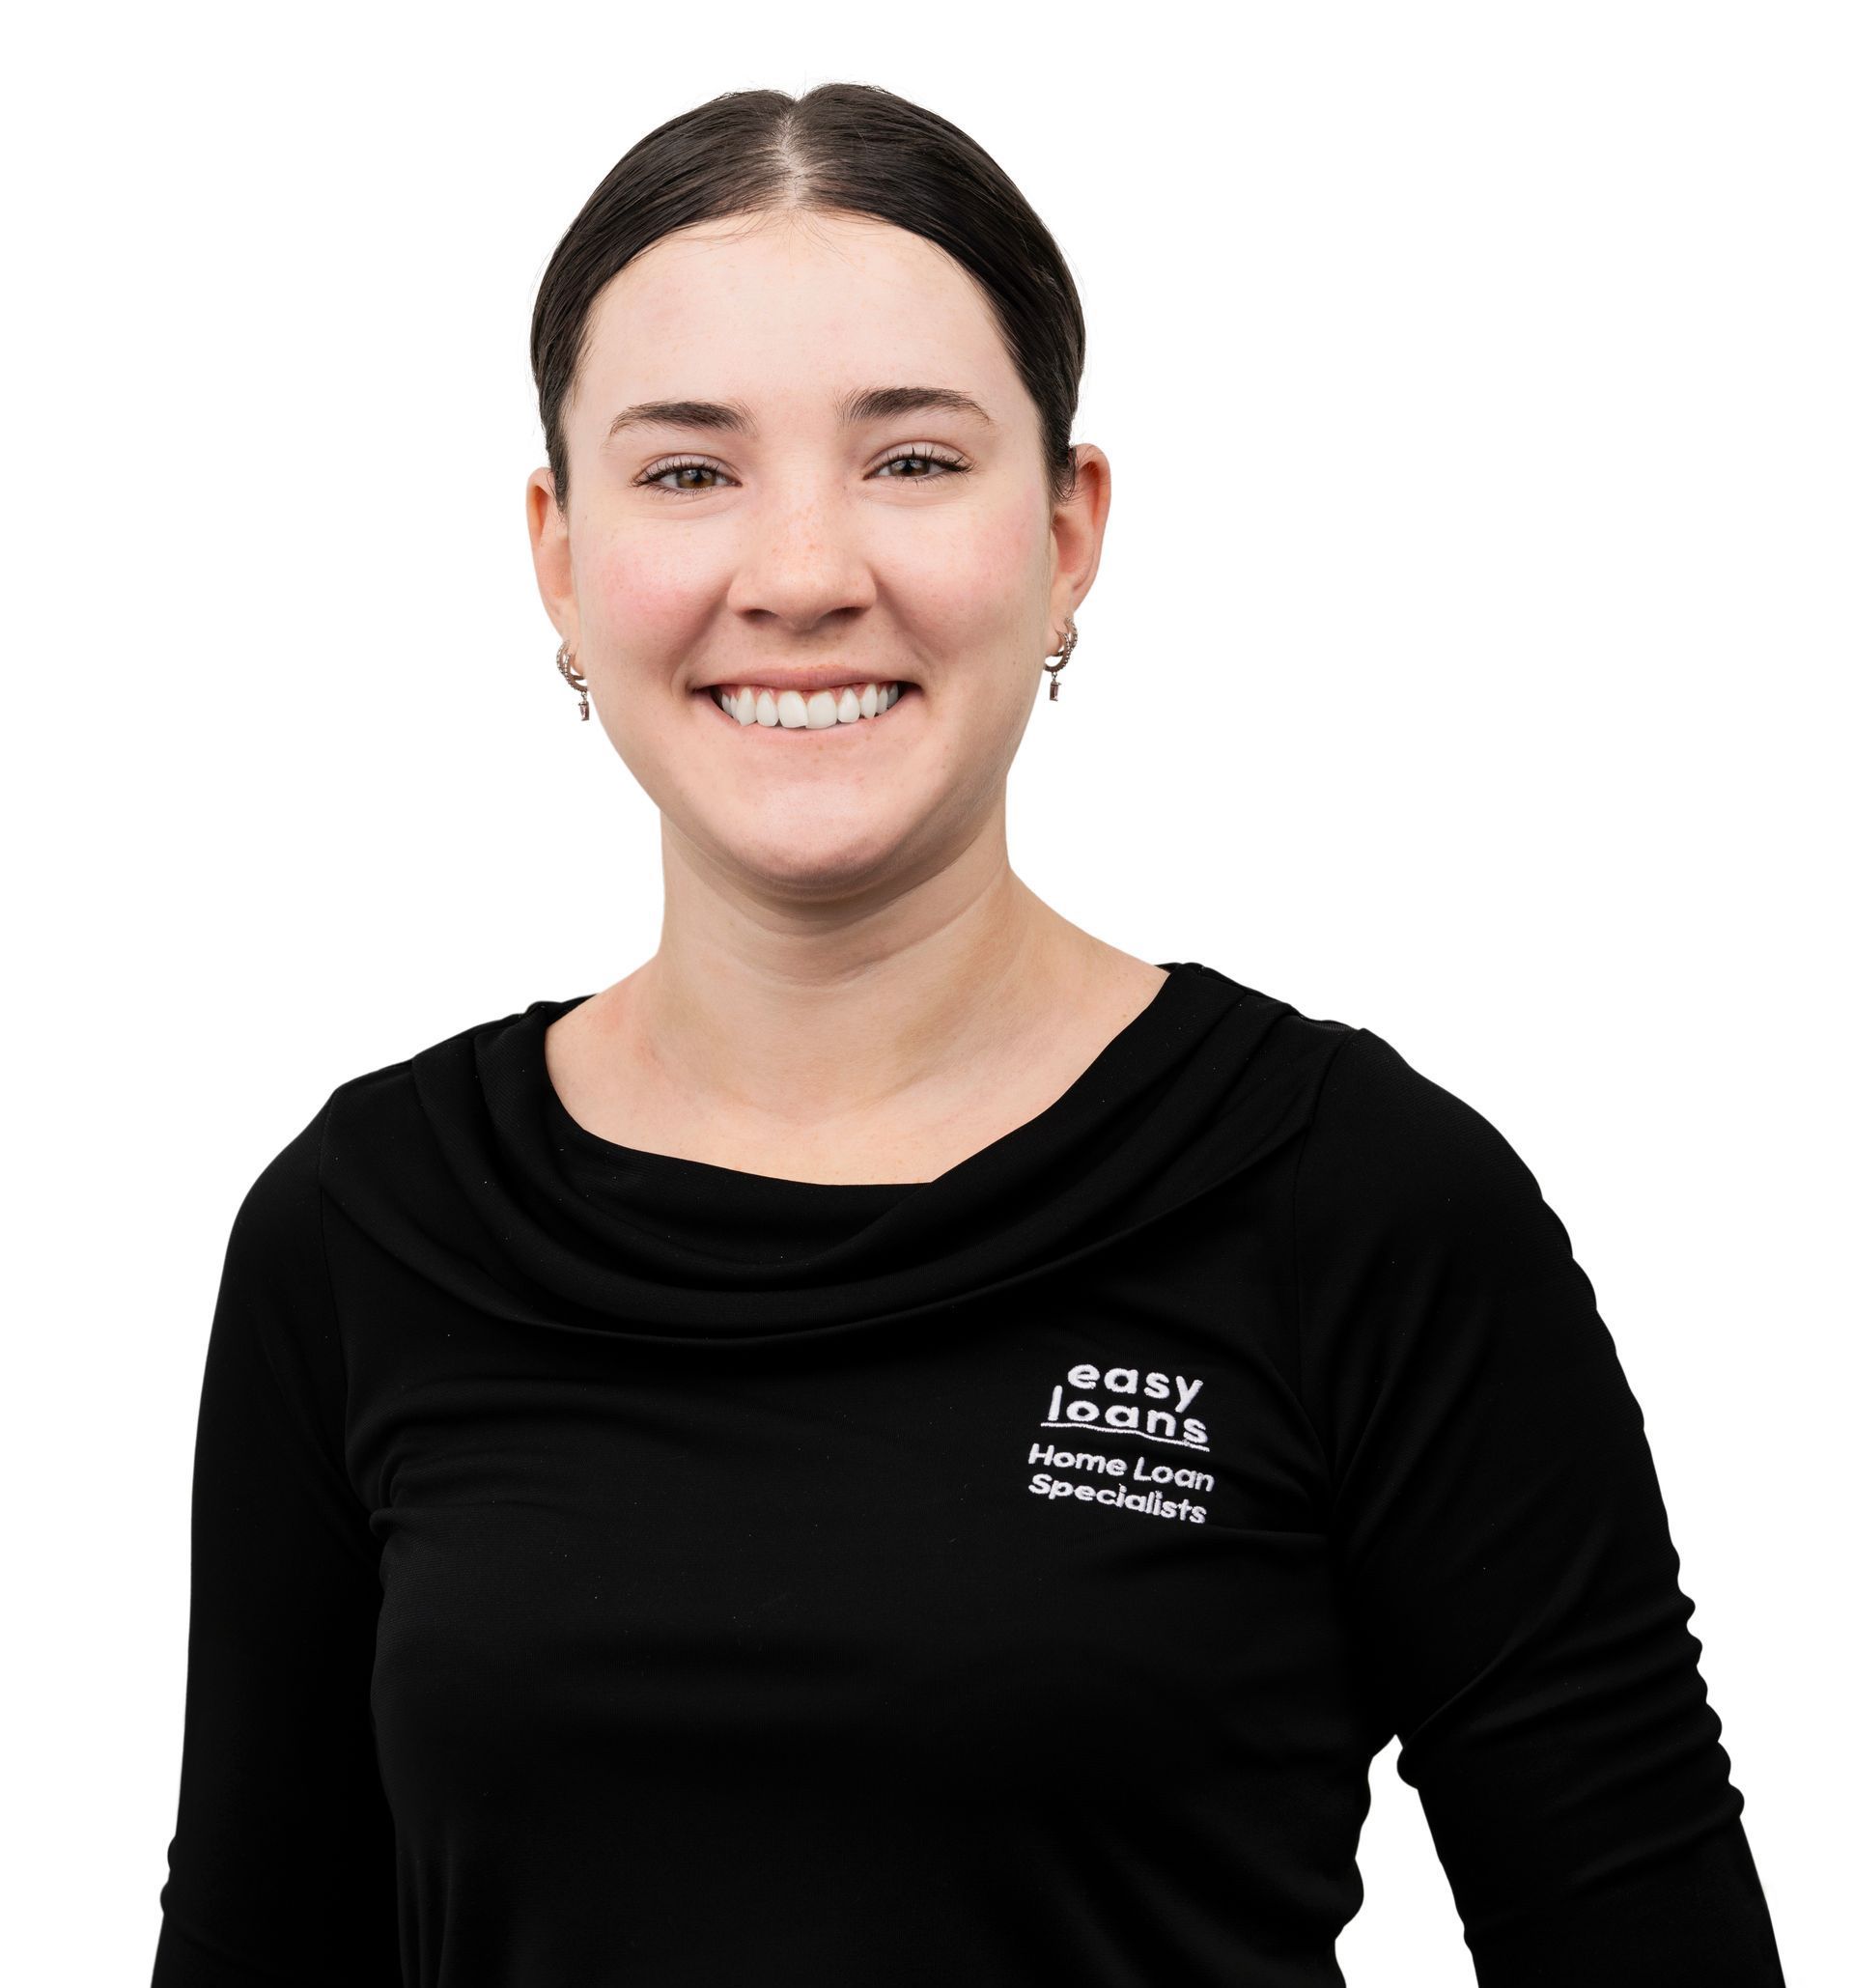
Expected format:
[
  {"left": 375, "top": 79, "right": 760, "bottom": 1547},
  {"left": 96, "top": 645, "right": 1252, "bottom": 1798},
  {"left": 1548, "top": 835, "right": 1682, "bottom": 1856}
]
[{"left": 328, "top": 961, "right": 1332, "bottom": 1349}]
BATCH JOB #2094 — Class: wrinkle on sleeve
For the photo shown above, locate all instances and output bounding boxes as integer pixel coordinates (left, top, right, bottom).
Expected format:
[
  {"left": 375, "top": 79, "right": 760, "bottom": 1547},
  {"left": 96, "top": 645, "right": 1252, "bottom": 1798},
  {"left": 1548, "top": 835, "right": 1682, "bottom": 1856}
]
[
  {"left": 1291, "top": 1029, "right": 1785, "bottom": 1985},
  {"left": 152, "top": 1100, "right": 400, "bottom": 1986}
]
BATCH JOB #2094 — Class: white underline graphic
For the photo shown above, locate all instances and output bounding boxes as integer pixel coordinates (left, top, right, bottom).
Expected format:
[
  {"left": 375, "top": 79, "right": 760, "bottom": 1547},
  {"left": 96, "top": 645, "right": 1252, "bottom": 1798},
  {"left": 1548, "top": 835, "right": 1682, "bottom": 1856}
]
[{"left": 1038, "top": 1421, "right": 1209, "bottom": 1452}]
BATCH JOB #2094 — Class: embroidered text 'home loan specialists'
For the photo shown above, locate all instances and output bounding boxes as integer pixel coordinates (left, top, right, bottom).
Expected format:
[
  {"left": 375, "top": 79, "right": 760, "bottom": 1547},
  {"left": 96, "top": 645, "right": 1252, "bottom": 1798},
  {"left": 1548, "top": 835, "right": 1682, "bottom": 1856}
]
[{"left": 1028, "top": 1361, "right": 1215, "bottom": 1522}]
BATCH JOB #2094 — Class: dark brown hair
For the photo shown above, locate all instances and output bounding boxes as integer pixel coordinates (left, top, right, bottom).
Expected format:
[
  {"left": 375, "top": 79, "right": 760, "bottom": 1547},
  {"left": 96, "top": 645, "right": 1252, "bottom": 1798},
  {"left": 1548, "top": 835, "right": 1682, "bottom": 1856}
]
[{"left": 529, "top": 83, "right": 1085, "bottom": 517}]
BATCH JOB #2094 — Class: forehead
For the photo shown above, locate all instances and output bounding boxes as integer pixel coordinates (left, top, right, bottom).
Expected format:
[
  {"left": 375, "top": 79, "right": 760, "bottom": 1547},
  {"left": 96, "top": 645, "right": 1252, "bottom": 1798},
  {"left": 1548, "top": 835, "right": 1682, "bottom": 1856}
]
[{"left": 573, "top": 210, "right": 1021, "bottom": 418}]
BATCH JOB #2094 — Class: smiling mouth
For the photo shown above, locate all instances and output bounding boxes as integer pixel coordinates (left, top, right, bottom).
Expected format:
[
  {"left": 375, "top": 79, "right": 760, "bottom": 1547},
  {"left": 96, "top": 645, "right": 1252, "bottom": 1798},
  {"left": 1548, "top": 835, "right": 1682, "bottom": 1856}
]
[{"left": 701, "top": 681, "right": 915, "bottom": 731}]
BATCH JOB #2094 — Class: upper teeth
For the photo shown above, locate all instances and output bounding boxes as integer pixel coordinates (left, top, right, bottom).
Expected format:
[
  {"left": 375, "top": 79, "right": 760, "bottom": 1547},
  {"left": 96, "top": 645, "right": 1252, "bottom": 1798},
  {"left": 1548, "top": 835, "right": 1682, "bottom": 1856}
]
[{"left": 716, "top": 681, "right": 905, "bottom": 728}]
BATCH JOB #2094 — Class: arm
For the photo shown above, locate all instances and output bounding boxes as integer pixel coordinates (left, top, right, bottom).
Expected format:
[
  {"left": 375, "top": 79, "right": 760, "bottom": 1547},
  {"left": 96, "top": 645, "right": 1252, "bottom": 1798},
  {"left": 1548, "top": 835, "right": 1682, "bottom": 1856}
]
[
  {"left": 1292, "top": 1029, "right": 1785, "bottom": 1985},
  {"left": 152, "top": 1102, "right": 399, "bottom": 1985}
]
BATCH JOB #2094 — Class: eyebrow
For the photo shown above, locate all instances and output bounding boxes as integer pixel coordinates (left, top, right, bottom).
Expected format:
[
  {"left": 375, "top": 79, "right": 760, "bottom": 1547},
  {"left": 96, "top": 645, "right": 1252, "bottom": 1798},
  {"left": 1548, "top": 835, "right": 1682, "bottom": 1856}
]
[{"left": 604, "top": 385, "right": 997, "bottom": 442}]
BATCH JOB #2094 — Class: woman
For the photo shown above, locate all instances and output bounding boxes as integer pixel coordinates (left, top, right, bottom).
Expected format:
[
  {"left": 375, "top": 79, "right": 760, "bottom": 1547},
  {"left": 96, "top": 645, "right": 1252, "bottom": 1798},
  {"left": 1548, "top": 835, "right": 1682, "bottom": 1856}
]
[{"left": 152, "top": 82, "right": 1786, "bottom": 1986}]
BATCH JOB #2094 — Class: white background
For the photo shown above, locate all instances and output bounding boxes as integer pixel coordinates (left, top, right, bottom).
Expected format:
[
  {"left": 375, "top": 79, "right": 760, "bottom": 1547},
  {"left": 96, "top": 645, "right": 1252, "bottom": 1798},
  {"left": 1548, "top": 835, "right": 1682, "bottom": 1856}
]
[{"left": 5, "top": 4, "right": 1844, "bottom": 1980}]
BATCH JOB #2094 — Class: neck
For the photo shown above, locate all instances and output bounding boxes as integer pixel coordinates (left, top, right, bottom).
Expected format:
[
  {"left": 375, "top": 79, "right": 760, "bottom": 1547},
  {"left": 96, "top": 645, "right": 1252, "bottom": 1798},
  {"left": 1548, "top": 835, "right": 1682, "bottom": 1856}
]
[{"left": 596, "top": 815, "right": 1107, "bottom": 1148}]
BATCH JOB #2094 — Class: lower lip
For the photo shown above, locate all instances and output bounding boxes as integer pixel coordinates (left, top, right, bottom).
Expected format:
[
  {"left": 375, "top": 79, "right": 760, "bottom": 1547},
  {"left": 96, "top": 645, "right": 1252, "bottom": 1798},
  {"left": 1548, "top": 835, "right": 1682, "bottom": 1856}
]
[{"left": 696, "top": 685, "right": 920, "bottom": 739}]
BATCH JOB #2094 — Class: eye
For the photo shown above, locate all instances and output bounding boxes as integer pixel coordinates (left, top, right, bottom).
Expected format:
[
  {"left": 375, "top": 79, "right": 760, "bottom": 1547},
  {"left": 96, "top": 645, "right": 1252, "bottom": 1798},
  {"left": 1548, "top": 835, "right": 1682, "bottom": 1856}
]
[
  {"left": 635, "top": 457, "right": 733, "bottom": 495},
  {"left": 633, "top": 447, "right": 972, "bottom": 497},
  {"left": 872, "top": 447, "right": 971, "bottom": 483}
]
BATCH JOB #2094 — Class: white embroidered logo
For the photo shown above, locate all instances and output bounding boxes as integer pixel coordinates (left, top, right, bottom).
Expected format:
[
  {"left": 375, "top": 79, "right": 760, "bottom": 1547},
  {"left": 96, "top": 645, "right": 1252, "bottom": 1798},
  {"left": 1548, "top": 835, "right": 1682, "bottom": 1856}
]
[{"left": 1026, "top": 1361, "right": 1214, "bottom": 1524}]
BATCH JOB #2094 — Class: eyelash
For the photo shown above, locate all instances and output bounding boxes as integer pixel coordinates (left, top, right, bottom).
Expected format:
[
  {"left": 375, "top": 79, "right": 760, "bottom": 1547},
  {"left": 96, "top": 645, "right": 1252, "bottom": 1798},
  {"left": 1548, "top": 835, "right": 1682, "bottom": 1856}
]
[{"left": 633, "top": 448, "right": 971, "bottom": 496}]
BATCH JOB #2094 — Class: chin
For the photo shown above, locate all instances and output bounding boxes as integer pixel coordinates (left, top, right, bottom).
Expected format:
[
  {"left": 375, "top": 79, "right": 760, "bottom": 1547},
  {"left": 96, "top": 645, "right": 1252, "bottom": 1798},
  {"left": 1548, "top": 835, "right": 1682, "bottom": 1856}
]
[{"left": 709, "top": 812, "right": 925, "bottom": 897}]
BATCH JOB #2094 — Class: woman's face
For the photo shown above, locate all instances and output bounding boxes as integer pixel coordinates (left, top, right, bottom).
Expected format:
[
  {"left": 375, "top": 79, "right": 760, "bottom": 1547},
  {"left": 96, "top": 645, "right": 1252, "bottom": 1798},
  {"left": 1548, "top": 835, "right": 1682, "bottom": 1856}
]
[{"left": 527, "top": 208, "right": 1107, "bottom": 902}]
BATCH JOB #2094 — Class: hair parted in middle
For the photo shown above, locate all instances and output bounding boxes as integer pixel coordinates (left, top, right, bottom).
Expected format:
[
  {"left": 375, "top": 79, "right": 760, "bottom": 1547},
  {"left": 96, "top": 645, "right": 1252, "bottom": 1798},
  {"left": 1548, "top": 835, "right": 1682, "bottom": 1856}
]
[{"left": 528, "top": 83, "right": 1087, "bottom": 521}]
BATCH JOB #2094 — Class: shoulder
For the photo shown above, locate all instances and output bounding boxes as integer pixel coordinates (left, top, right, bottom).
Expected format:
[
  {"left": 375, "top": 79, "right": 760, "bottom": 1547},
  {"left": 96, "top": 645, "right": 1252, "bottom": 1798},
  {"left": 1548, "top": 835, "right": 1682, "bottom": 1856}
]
[
  {"left": 1278, "top": 1021, "right": 1616, "bottom": 1454},
  {"left": 1172, "top": 958, "right": 1360, "bottom": 1104},
  {"left": 1294, "top": 1022, "right": 1573, "bottom": 1277},
  {"left": 1307, "top": 1025, "right": 1537, "bottom": 1184},
  {"left": 231, "top": 994, "right": 562, "bottom": 1228},
  {"left": 318, "top": 993, "right": 567, "bottom": 1147},
  {"left": 223, "top": 1097, "right": 330, "bottom": 1273},
  {"left": 1172, "top": 965, "right": 1546, "bottom": 1248}
]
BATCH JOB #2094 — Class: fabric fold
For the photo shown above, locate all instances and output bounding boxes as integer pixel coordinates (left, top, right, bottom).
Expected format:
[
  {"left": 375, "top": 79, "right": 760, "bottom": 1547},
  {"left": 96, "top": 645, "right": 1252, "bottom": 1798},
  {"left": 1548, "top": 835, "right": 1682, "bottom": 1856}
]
[{"left": 322, "top": 961, "right": 1342, "bottom": 1344}]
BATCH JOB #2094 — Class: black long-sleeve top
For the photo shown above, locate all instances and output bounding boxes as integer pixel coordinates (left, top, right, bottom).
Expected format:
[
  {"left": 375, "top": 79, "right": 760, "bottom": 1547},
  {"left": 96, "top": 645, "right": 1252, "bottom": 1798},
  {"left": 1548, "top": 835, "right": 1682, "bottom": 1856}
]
[{"left": 151, "top": 961, "right": 1786, "bottom": 1984}]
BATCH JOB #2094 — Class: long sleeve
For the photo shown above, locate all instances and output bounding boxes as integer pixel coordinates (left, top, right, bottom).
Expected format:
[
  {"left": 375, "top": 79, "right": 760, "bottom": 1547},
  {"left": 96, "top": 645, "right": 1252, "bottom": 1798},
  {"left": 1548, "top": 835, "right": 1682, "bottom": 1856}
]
[
  {"left": 152, "top": 1103, "right": 399, "bottom": 1985},
  {"left": 1291, "top": 1028, "right": 1785, "bottom": 1985}
]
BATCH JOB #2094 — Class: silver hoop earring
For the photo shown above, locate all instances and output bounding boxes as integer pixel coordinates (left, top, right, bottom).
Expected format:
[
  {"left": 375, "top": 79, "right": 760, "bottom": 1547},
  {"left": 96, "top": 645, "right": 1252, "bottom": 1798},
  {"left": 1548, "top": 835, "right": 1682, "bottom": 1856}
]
[
  {"left": 555, "top": 640, "right": 589, "bottom": 721},
  {"left": 1044, "top": 616, "right": 1079, "bottom": 701}
]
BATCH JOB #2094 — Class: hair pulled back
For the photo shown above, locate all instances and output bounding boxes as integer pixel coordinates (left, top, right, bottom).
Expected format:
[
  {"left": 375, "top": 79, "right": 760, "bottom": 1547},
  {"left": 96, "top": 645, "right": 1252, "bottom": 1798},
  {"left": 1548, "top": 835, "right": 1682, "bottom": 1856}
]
[{"left": 529, "top": 83, "right": 1085, "bottom": 517}]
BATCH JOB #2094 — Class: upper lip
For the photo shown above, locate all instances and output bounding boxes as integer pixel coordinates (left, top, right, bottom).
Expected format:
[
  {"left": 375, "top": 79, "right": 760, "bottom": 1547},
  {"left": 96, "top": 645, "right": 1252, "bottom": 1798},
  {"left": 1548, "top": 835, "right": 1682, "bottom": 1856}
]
[{"left": 690, "top": 667, "right": 912, "bottom": 694}]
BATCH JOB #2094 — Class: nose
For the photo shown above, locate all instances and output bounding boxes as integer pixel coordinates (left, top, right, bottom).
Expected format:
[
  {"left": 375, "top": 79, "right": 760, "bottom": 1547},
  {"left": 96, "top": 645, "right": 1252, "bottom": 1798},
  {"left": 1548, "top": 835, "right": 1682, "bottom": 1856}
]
[{"left": 726, "top": 479, "right": 879, "bottom": 634}]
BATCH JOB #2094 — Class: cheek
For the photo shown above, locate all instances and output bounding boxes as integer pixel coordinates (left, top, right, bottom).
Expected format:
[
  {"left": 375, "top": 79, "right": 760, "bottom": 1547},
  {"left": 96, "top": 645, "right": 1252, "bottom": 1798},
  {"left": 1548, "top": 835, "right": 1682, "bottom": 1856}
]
[
  {"left": 899, "top": 490, "right": 1051, "bottom": 638},
  {"left": 584, "top": 543, "right": 706, "bottom": 656}
]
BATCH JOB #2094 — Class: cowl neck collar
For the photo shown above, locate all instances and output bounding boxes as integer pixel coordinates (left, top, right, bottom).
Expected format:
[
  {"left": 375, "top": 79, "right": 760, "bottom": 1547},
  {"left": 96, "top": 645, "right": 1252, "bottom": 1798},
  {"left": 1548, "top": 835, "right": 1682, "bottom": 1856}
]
[{"left": 345, "top": 961, "right": 1321, "bottom": 1348}]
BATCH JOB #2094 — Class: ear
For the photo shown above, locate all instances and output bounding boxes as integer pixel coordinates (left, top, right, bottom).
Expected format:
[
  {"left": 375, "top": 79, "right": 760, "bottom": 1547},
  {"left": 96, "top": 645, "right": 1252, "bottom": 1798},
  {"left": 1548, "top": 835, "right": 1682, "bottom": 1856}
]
[
  {"left": 526, "top": 467, "right": 577, "bottom": 646},
  {"left": 1047, "top": 443, "right": 1110, "bottom": 641}
]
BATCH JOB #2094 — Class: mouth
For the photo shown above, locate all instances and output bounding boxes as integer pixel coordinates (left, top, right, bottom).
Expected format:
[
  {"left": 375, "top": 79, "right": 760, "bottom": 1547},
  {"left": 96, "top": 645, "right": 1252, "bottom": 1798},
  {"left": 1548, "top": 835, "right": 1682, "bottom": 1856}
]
[{"left": 694, "top": 680, "right": 919, "bottom": 736}]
